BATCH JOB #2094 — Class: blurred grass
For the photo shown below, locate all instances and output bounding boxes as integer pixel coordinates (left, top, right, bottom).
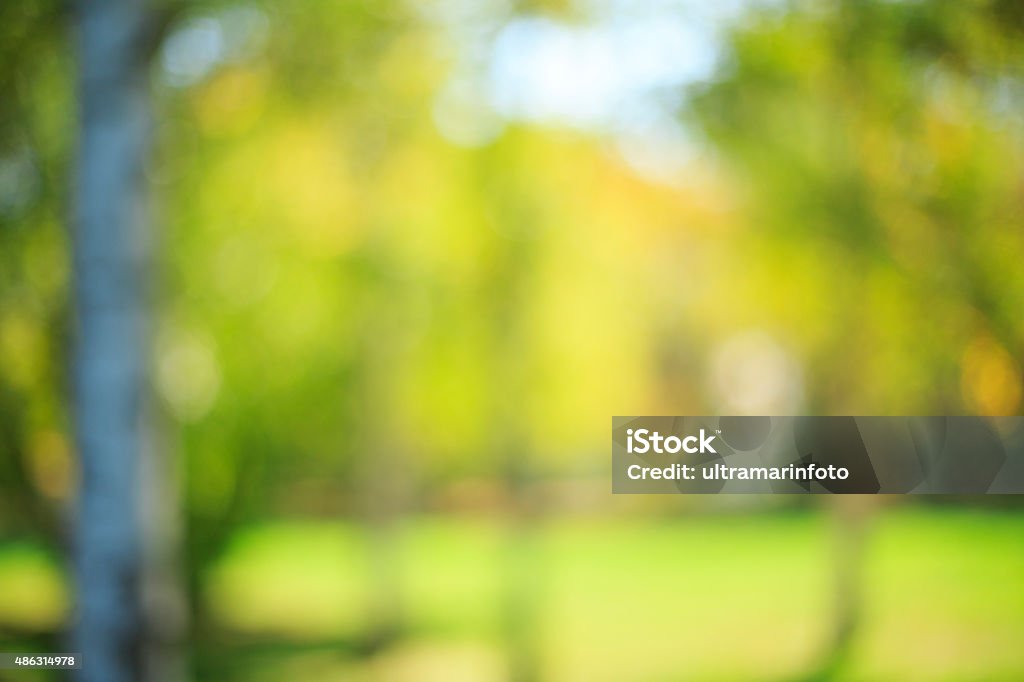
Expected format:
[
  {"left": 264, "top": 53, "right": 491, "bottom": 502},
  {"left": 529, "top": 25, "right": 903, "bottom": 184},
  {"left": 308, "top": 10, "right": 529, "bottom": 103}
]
[{"left": 2, "top": 507, "right": 1023, "bottom": 681}]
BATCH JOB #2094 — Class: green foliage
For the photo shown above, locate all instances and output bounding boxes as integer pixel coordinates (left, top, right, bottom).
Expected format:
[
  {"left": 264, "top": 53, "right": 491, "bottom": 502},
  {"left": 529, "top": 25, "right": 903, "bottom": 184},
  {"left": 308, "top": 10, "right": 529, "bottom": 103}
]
[
  {"left": 1, "top": 1, "right": 1024, "bottom": 677},
  {"left": 688, "top": 0, "right": 1024, "bottom": 412},
  {"left": 0, "top": 0, "right": 70, "bottom": 540}
]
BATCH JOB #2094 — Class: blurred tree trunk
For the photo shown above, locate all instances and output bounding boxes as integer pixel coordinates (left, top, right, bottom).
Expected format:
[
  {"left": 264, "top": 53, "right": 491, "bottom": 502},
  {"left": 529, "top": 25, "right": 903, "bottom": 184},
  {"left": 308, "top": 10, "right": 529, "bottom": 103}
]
[
  {"left": 498, "top": 432, "right": 541, "bottom": 682},
  {"left": 72, "top": 2, "right": 152, "bottom": 681},
  {"left": 829, "top": 496, "right": 872, "bottom": 653},
  {"left": 489, "top": 239, "right": 541, "bottom": 682},
  {"left": 354, "top": 289, "right": 410, "bottom": 654},
  {"left": 805, "top": 495, "right": 877, "bottom": 681}
]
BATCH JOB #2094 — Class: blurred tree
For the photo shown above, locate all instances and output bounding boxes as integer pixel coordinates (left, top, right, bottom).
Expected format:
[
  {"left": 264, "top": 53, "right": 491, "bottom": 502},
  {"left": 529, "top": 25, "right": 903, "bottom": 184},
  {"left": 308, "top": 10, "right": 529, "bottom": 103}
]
[
  {"left": 0, "top": 0, "right": 68, "bottom": 550},
  {"left": 151, "top": 0, "right": 416, "bottom": 669},
  {"left": 688, "top": 1, "right": 1024, "bottom": 677},
  {"left": 689, "top": 0, "right": 1024, "bottom": 414},
  {"left": 0, "top": 0, "right": 76, "bottom": 663},
  {"left": 72, "top": 2, "right": 161, "bottom": 680}
]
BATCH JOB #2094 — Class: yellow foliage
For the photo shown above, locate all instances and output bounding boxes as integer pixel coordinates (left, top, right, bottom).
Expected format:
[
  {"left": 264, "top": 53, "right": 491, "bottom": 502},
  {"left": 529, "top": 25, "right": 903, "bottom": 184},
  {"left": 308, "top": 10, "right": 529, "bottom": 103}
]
[{"left": 961, "top": 335, "right": 1022, "bottom": 415}]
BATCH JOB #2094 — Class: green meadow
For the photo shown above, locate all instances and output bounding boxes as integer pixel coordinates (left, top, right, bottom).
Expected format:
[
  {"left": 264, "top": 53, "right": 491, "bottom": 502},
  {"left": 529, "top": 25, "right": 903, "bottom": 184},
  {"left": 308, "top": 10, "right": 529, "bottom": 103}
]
[{"left": 3, "top": 506, "right": 1022, "bottom": 681}]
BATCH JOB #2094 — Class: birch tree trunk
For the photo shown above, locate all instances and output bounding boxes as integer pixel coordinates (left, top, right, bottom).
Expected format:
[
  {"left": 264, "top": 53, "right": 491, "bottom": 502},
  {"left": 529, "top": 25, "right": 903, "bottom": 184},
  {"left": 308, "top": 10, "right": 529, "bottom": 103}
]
[{"left": 72, "top": 2, "right": 152, "bottom": 680}]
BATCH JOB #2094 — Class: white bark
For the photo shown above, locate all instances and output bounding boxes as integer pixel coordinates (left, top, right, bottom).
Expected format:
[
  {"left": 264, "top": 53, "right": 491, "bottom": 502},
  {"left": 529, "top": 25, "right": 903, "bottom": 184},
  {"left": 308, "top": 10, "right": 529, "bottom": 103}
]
[{"left": 72, "top": 2, "right": 151, "bottom": 681}]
